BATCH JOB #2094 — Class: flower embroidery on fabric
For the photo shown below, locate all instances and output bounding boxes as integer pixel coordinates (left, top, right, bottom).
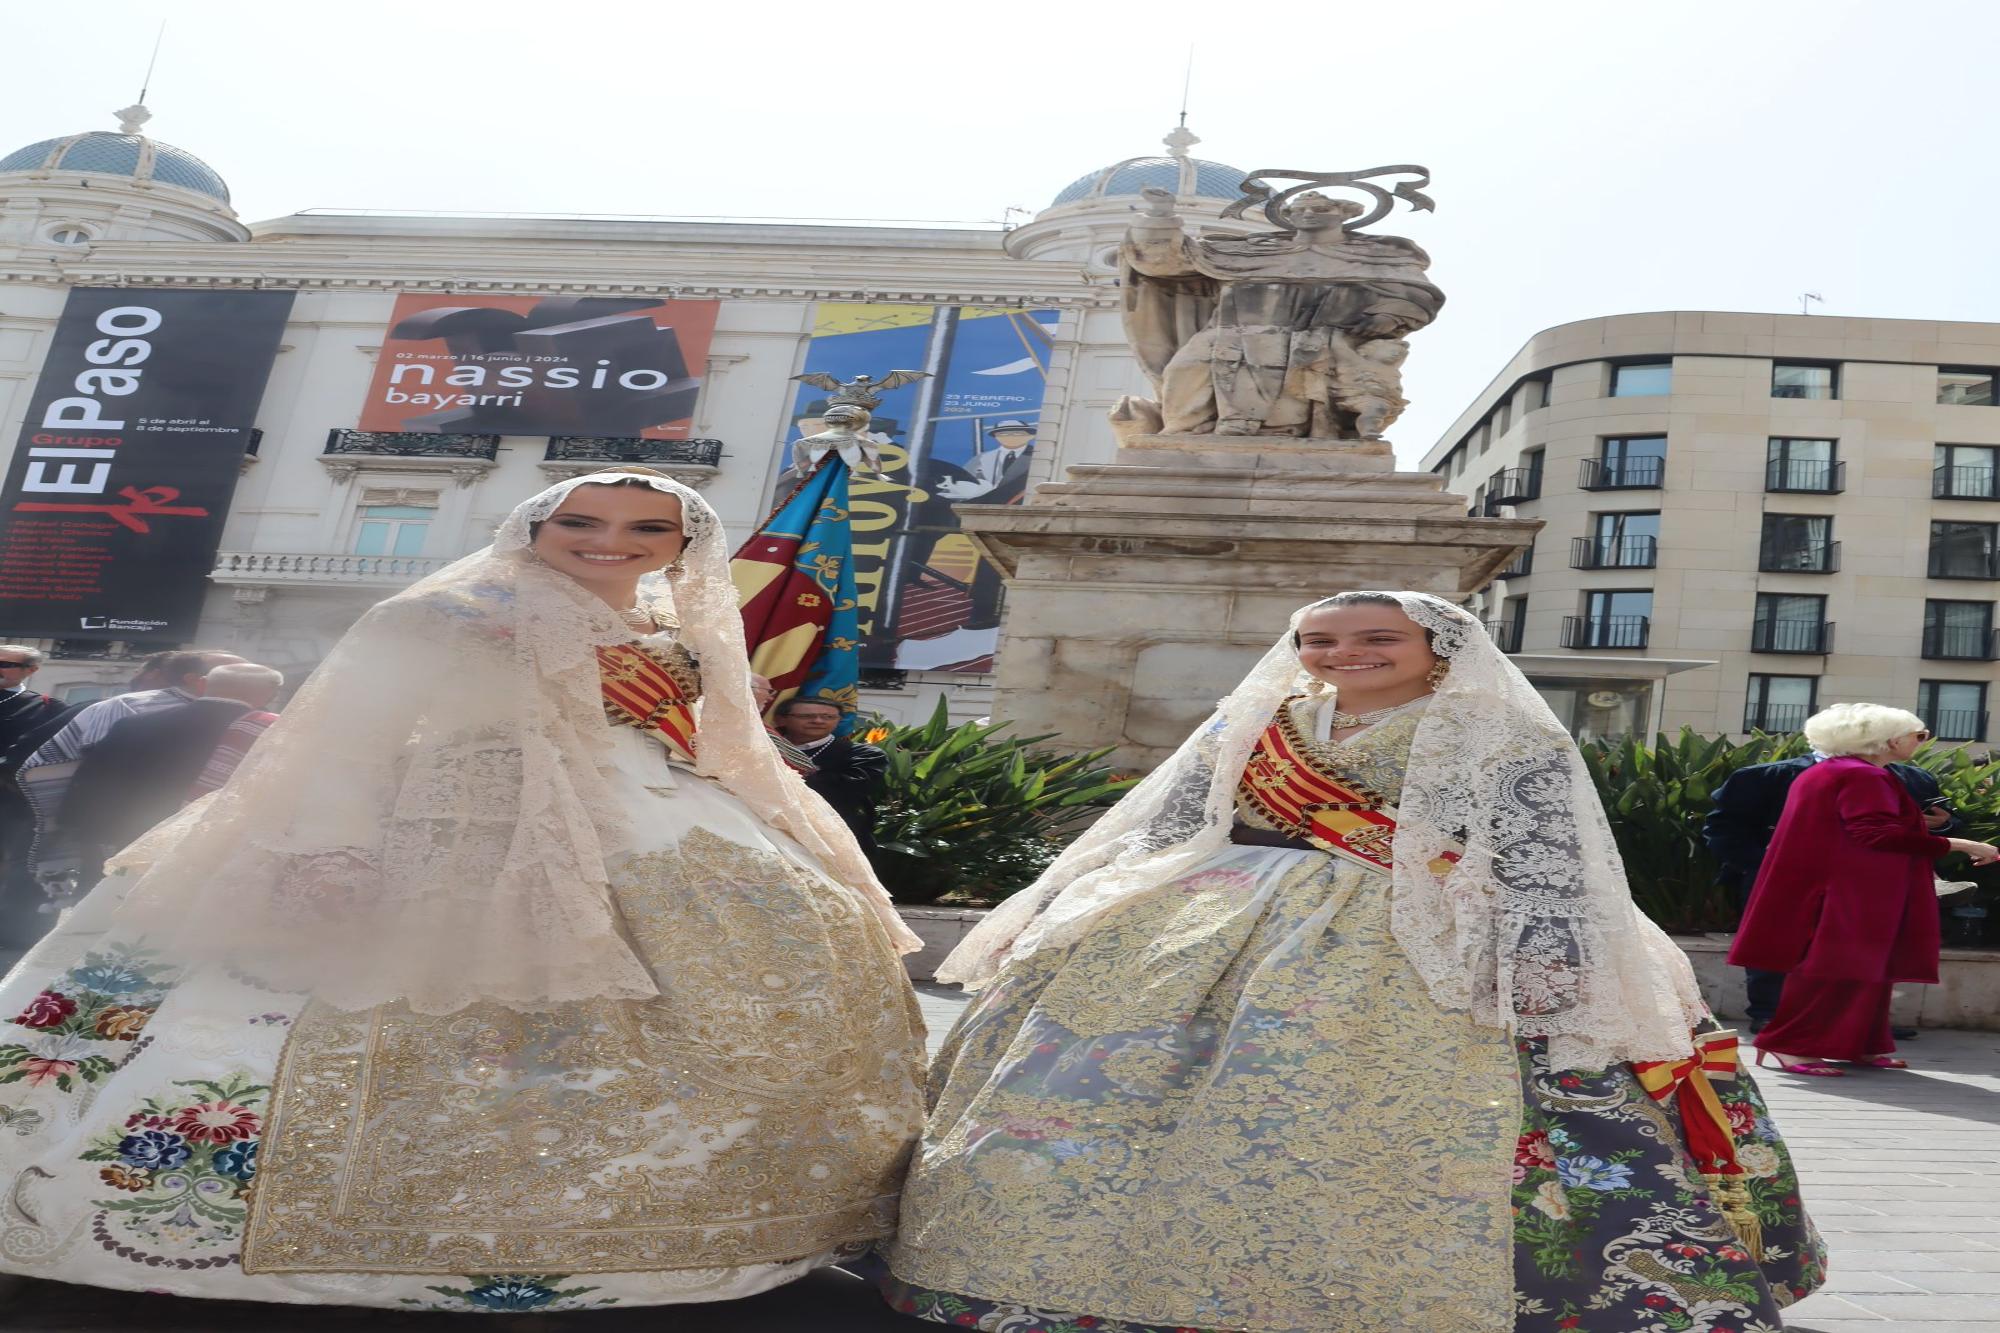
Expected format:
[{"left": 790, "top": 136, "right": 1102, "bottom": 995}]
[
  {"left": 12, "top": 991, "right": 76, "bottom": 1029},
  {"left": 1556, "top": 1155, "right": 1634, "bottom": 1192},
  {"left": 169, "top": 1101, "right": 261, "bottom": 1144}
]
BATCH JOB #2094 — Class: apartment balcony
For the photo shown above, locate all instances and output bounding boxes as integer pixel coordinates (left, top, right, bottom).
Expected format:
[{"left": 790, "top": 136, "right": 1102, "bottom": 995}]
[
  {"left": 1498, "top": 545, "right": 1534, "bottom": 579},
  {"left": 1570, "top": 535, "right": 1658, "bottom": 570},
  {"left": 1933, "top": 466, "right": 2000, "bottom": 501},
  {"left": 1922, "top": 625, "right": 2000, "bottom": 661},
  {"left": 1928, "top": 547, "right": 2000, "bottom": 580},
  {"left": 541, "top": 436, "right": 726, "bottom": 487},
  {"left": 1765, "top": 459, "right": 1845, "bottom": 494},
  {"left": 1486, "top": 618, "right": 1524, "bottom": 653},
  {"left": 1743, "top": 702, "right": 1813, "bottom": 734},
  {"left": 1560, "top": 615, "right": 1650, "bottom": 649},
  {"left": 1577, "top": 458, "right": 1665, "bottom": 490},
  {"left": 1751, "top": 619, "right": 1835, "bottom": 654},
  {"left": 1920, "top": 708, "right": 1990, "bottom": 743},
  {"left": 1485, "top": 466, "right": 1541, "bottom": 506},
  {"left": 1758, "top": 540, "right": 1840, "bottom": 574},
  {"left": 209, "top": 551, "right": 453, "bottom": 589},
  {"left": 320, "top": 429, "right": 501, "bottom": 483}
]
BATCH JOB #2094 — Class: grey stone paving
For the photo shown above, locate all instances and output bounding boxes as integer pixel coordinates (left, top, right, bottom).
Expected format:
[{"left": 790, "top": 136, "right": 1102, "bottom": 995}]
[{"left": 2, "top": 980, "right": 1995, "bottom": 1329}]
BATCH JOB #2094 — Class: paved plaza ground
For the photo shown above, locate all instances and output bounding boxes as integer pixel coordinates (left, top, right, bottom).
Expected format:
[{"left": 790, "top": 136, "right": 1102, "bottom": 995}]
[{"left": 0, "top": 977, "right": 1995, "bottom": 1331}]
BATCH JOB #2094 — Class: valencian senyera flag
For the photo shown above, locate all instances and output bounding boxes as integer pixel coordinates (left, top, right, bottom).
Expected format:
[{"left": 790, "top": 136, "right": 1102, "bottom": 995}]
[{"left": 732, "top": 456, "right": 861, "bottom": 733}]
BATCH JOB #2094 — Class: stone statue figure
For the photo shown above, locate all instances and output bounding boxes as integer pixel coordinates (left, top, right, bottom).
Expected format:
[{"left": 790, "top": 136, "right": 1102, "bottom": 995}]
[{"left": 1116, "top": 166, "right": 1443, "bottom": 442}]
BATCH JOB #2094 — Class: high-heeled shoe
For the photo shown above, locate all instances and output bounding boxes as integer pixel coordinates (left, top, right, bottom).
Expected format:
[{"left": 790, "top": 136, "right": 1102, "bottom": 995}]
[
  {"left": 1753, "top": 1049, "right": 1846, "bottom": 1077},
  {"left": 1850, "top": 1055, "right": 1909, "bottom": 1069}
]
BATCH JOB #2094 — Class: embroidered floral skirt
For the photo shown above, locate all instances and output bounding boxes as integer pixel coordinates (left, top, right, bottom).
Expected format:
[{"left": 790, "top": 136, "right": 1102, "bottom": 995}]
[
  {"left": 882, "top": 845, "right": 1826, "bottom": 1333},
  {"left": 0, "top": 743, "right": 928, "bottom": 1310}
]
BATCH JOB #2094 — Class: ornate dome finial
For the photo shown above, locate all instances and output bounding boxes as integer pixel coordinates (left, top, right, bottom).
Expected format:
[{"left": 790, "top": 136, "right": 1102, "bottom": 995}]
[
  {"left": 1162, "top": 124, "right": 1199, "bottom": 160},
  {"left": 114, "top": 103, "right": 152, "bottom": 136}
]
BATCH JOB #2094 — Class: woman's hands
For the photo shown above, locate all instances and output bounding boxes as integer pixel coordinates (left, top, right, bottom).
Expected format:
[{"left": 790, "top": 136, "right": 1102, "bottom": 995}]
[{"left": 1945, "top": 837, "right": 2000, "bottom": 865}]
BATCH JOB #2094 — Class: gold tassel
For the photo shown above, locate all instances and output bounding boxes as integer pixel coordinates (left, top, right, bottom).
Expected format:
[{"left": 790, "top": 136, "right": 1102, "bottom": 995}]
[{"left": 1704, "top": 1171, "right": 1765, "bottom": 1261}]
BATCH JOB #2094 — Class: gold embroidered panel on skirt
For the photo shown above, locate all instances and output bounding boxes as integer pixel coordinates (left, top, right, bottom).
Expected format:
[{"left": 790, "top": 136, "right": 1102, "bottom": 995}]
[
  {"left": 888, "top": 847, "right": 1520, "bottom": 1333},
  {"left": 244, "top": 827, "right": 926, "bottom": 1275}
]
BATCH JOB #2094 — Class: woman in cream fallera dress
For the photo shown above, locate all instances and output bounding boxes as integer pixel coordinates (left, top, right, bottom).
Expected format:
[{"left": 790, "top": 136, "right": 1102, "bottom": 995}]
[
  {"left": 0, "top": 471, "right": 927, "bottom": 1312},
  {"left": 883, "top": 592, "right": 1825, "bottom": 1333}
]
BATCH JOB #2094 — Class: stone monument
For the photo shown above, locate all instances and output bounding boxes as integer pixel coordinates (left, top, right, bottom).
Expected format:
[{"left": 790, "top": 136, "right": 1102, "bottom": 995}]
[{"left": 959, "top": 165, "right": 1540, "bottom": 768}]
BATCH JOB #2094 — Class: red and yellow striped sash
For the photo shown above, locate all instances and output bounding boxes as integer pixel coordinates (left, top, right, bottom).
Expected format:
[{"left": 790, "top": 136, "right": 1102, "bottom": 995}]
[
  {"left": 1237, "top": 704, "right": 1460, "bottom": 876},
  {"left": 597, "top": 642, "right": 699, "bottom": 764}
]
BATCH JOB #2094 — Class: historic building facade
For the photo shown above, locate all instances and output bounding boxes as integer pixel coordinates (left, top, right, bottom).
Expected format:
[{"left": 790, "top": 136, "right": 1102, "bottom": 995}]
[
  {"left": 1429, "top": 311, "right": 2000, "bottom": 743},
  {"left": 0, "top": 109, "right": 1253, "bottom": 719}
]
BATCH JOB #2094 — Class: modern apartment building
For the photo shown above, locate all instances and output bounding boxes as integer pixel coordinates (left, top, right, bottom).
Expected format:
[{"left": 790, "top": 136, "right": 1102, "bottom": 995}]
[{"left": 1425, "top": 312, "right": 2000, "bottom": 744}]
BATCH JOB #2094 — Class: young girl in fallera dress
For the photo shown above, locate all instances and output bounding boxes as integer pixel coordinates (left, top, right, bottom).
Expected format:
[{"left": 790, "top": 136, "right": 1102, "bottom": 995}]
[
  {"left": 882, "top": 591, "right": 1825, "bottom": 1333},
  {"left": 0, "top": 470, "right": 928, "bottom": 1311}
]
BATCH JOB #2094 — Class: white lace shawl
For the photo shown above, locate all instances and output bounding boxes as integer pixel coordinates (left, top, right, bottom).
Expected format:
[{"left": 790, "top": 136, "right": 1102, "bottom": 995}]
[
  {"left": 938, "top": 592, "right": 1708, "bottom": 1069},
  {"left": 110, "top": 472, "right": 918, "bottom": 1014}
]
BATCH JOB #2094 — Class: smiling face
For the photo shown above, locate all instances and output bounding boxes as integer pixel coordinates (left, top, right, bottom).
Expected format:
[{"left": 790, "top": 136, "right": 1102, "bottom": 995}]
[
  {"left": 1293, "top": 600, "right": 1440, "bottom": 700},
  {"left": 529, "top": 483, "right": 687, "bottom": 597}
]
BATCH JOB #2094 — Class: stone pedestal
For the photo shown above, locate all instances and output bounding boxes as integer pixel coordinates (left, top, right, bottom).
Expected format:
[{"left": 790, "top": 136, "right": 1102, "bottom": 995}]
[{"left": 957, "top": 434, "right": 1541, "bottom": 768}]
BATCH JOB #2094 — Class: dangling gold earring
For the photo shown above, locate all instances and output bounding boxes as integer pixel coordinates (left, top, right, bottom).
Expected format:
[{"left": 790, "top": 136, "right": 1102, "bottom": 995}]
[
  {"left": 1426, "top": 659, "right": 1450, "bottom": 688},
  {"left": 663, "top": 556, "right": 688, "bottom": 578}
]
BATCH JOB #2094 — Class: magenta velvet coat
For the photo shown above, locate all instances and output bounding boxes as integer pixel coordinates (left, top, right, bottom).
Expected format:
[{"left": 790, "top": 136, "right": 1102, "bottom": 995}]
[{"left": 1728, "top": 756, "right": 1948, "bottom": 984}]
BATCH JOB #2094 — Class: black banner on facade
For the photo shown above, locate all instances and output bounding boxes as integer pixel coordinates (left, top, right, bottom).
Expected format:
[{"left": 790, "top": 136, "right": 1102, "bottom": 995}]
[{"left": 0, "top": 288, "right": 295, "bottom": 642}]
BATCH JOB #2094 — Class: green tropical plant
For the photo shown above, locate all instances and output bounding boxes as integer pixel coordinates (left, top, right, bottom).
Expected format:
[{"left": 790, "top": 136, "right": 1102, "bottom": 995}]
[
  {"left": 1577, "top": 728, "right": 1807, "bottom": 932},
  {"left": 862, "top": 699, "right": 1135, "bottom": 906},
  {"left": 1581, "top": 727, "right": 2000, "bottom": 935}
]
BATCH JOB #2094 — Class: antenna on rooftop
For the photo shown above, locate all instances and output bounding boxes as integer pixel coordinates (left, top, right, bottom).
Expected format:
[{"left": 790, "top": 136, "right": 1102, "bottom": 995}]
[
  {"left": 138, "top": 20, "right": 166, "bottom": 104},
  {"left": 1799, "top": 291, "right": 1824, "bottom": 315},
  {"left": 1178, "top": 45, "right": 1195, "bottom": 128}
]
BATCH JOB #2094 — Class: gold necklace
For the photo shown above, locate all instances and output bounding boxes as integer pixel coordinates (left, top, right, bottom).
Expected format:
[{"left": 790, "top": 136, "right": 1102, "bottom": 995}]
[{"left": 1330, "top": 697, "right": 1425, "bottom": 730}]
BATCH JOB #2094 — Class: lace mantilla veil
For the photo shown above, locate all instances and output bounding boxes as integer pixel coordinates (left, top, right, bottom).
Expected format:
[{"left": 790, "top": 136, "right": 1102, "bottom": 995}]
[
  {"left": 939, "top": 591, "right": 1708, "bottom": 1068},
  {"left": 109, "top": 471, "right": 920, "bottom": 1014}
]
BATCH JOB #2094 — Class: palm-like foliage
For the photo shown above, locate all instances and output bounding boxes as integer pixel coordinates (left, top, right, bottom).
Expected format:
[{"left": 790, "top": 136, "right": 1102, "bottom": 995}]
[{"left": 864, "top": 700, "right": 1134, "bottom": 905}]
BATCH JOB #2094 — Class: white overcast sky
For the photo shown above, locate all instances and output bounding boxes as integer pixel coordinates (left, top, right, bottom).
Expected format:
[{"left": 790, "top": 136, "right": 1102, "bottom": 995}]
[{"left": 4, "top": 0, "right": 1994, "bottom": 462}]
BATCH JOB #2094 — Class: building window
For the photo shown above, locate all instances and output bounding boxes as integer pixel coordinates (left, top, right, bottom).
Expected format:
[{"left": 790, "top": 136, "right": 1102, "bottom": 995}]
[
  {"left": 46, "top": 225, "right": 91, "bottom": 246},
  {"left": 1745, "top": 674, "right": 1817, "bottom": 733},
  {"left": 1772, "top": 363, "right": 1837, "bottom": 399},
  {"left": 1610, "top": 362, "right": 1671, "bottom": 397},
  {"left": 1500, "top": 543, "right": 1534, "bottom": 579},
  {"left": 1752, "top": 592, "right": 1831, "bottom": 654},
  {"left": 1758, "top": 514, "right": 1838, "bottom": 573},
  {"left": 1581, "top": 435, "right": 1666, "bottom": 489},
  {"left": 1934, "top": 444, "right": 2000, "bottom": 500},
  {"left": 1563, "top": 590, "right": 1652, "bottom": 648},
  {"left": 1573, "top": 511, "right": 1660, "bottom": 569},
  {"left": 1473, "top": 421, "right": 1491, "bottom": 456},
  {"left": 1929, "top": 519, "right": 2000, "bottom": 579},
  {"left": 1919, "top": 680, "right": 1989, "bottom": 741},
  {"left": 1938, "top": 367, "right": 1997, "bottom": 406},
  {"left": 1765, "top": 437, "right": 1841, "bottom": 493},
  {"left": 1527, "top": 374, "right": 1555, "bottom": 411},
  {"left": 1490, "top": 596, "right": 1526, "bottom": 653},
  {"left": 1922, "top": 600, "right": 1996, "bottom": 660},
  {"left": 352, "top": 505, "right": 433, "bottom": 557}
]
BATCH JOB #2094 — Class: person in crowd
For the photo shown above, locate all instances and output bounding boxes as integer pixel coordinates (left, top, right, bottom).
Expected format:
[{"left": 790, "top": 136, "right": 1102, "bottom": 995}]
[
  {"left": 1730, "top": 704, "right": 1997, "bottom": 1076},
  {"left": 883, "top": 592, "right": 1825, "bottom": 1333},
  {"left": 59, "top": 664, "right": 286, "bottom": 879},
  {"left": 184, "top": 679, "right": 285, "bottom": 802},
  {"left": 0, "top": 467, "right": 925, "bottom": 1310},
  {"left": 773, "top": 697, "right": 886, "bottom": 858},
  {"left": 1704, "top": 740, "right": 1957, "bottom": 1035},
  {"left": 20, "top": 649, "right": 244, "bottom": 772},
  {"left": 751, "top": 673, "right": 818, "bottom": 776},
  {"left": 0, "top": 647, "right": 78, "bottom": 946}
]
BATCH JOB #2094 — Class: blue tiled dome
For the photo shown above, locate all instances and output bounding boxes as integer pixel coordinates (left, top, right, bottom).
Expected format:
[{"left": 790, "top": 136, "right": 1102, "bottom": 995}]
[
  {"left": 1051, "top": 154, "right": 1246, "bottom": 207},
  {"left": 0, "top": 130, "right": 230, "bottom": 203}
]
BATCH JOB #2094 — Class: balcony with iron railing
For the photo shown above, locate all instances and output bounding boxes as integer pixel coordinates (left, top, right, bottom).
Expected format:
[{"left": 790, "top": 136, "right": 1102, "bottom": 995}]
[
  {"left": 1577, "top": 457, "right": 1665, "bottom": 490},
  {"left": 1933, "top": 465, "right": 2000, "bottom": 501},
  {"left": 1744, "top": 701, "right": 1814, "bottom": 733},
  {"left": 1485, "top": 466, "right": 1541, "bottom": 506},
  {"left": 1765, "top": 458, "right": 1845, "bottom": 493},
  {"left": 1498, "top": 545, "right": 1534, "bottom": 579},
  {"left": 1758, "top": 540, "right": 1840, "bottom": 574},
  {"left": 324, "top": 429, "right": 500, "bottom": 460},
  {"left": 1486, "top": 618, "right": 1524, "bottom": 653},
  {"left": 1570, "top": 535, "right": 1658, "bottom": 569},
  {"left": 1922, "top": 625, "right": 2000, "bottom": 660},
  {"left": 1920, "top": 708, "right": 1991, "bottom": 743},
  {"left": 1751, "top": 619, "right": 1835, "bottom": 654},
  {"left": 1560, "top": 615, "right": 1650, "bottom": 649},
  {"left": 1927, "top": 544, "right": 2000, "bottom": 580},
  {"left": 539, "top": 435, "right": 725, "bottom": 482}
]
